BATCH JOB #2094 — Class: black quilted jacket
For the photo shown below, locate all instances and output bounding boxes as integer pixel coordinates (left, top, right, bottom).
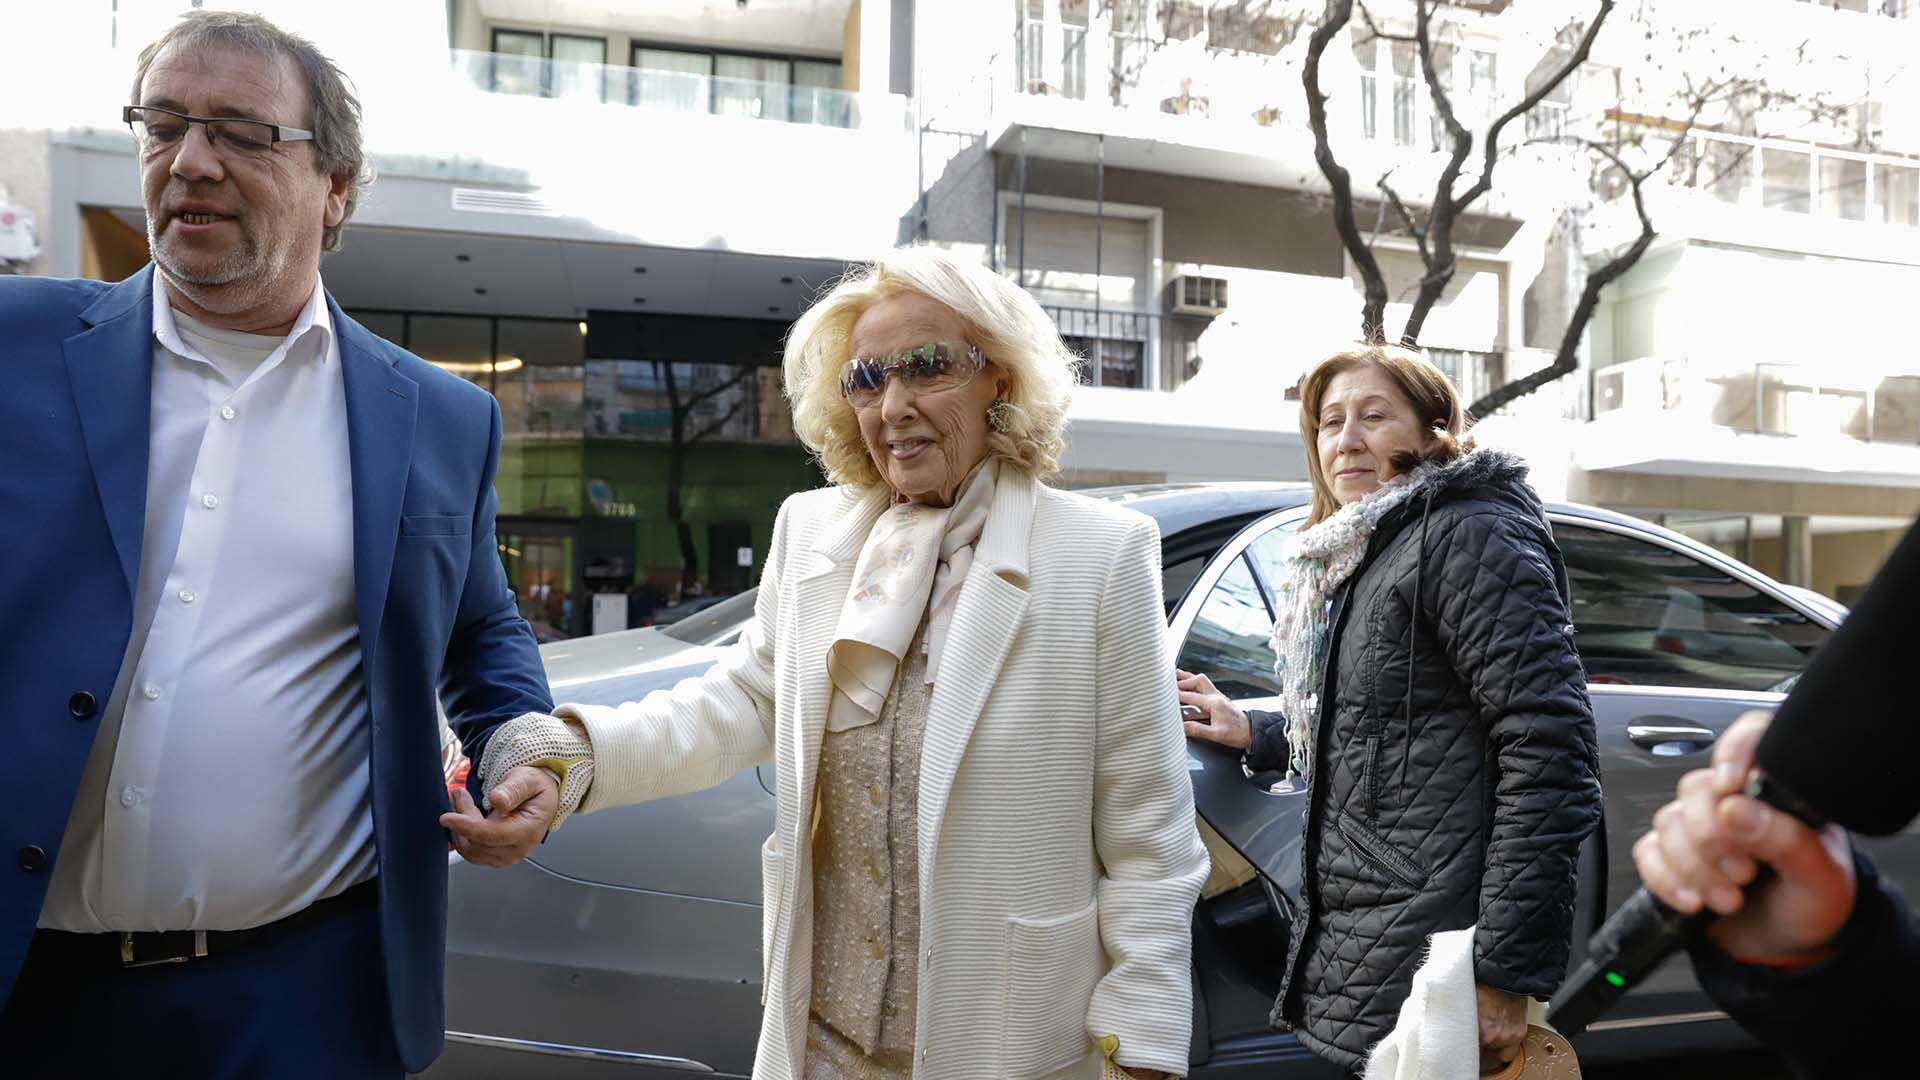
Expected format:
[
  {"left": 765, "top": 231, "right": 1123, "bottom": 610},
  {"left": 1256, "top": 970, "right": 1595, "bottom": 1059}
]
[{"left": 1244, "top": 449, "right": 1602, "bottom": 1070}]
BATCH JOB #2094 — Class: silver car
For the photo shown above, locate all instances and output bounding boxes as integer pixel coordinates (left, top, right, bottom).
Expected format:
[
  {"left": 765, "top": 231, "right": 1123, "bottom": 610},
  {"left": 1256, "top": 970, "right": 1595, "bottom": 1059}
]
[{"left": 425, "top": 483, "right": 1907, "bottom": 1078}]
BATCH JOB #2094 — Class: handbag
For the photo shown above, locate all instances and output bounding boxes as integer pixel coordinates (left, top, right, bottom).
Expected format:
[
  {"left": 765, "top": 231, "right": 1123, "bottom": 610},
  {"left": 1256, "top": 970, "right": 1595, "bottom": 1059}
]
[{"left": 1478, "top": 1025, "right": 1581, "bottom": 1080}]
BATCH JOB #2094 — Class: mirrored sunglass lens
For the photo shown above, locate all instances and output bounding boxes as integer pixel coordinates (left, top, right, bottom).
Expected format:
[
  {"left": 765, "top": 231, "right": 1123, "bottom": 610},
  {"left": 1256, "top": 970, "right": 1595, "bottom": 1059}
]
[{"left": 845, "top": 361, "right": 885, "bottom": 399}]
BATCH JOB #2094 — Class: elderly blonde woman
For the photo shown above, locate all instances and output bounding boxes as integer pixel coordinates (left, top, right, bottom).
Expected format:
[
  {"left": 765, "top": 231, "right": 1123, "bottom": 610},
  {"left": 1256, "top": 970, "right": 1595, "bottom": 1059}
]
[{"left": 473, "top": 246, "right": 1208, "bottom": 1080}]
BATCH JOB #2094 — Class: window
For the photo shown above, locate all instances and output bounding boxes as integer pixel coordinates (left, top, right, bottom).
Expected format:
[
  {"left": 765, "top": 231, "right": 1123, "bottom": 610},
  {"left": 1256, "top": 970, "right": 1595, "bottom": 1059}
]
[
  {"left": 634, "top": 48, "right": 711, "bottom": 112},
  {"left": 715, "top": 54, "right": 792, "bottom": 120},
  {"left": 1352, "top": 32, "right": 1379, "bottom": 140},
  {"left": 490, "top": 29, "right": 545, "bottom": 96},
  {"left": 548, "top": 34, "right": 608, "bottom": 102},
  {"left": 489, "top": 29, "right": 607, "bottom": 100},
  {"left": 791, "top": 60, "right": 844, "bottom": 125},
  {"left": 1427, "top": 44, "right": 1454, "bottom": 151},
  {"left": 1390, "top": 40, "right": 1418, "bottom": 146},
  {"left": 1061, "top": 0, "right": 1091, "bottom": 101},
  {"left": 1556, "top": 524, "right": 1831, "bottom": 693},
  {"left": 1176, "top": 555, "right": 1280, "bottom": 701}
]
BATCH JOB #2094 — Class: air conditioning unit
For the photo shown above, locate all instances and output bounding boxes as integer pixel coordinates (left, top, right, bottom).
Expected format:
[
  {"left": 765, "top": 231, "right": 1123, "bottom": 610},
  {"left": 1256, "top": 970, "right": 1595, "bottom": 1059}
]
[{"left": 1169, "top": 274, "right": 1228, "bottom": 315}]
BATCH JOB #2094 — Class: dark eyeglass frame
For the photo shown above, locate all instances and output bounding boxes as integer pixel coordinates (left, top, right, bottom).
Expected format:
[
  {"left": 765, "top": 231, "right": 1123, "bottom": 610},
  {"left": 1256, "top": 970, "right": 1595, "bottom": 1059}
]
[
  {"left": 839, "top": 340, "right": 987, "bottom": 406},
  {"left": 122, "top": 105, "right": 314, "bottom": 154}
]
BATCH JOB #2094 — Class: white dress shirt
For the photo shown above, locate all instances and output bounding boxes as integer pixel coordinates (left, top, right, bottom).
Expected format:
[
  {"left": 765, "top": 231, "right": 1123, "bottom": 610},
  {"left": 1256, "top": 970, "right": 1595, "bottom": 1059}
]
[{"left": 38, "top": 274, "right": 376, "bottom": 933}]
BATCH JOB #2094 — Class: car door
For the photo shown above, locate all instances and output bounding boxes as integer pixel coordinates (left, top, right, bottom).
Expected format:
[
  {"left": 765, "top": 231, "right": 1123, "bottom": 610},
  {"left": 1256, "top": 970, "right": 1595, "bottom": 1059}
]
[{"left": 1547, "top": 516, "right": 1841, "bottom": 1032}]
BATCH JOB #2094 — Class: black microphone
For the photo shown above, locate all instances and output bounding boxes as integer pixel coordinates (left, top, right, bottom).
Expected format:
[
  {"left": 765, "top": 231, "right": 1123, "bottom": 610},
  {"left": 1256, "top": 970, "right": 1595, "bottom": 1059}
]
[{"left": 1549, "top": 516, "right": 1920, "bottom": 1035}]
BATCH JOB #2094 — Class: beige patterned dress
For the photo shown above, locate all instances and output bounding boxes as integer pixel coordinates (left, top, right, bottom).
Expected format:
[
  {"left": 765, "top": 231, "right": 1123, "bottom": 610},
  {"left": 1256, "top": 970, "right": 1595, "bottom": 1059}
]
[{"left": 804, "top": 625, "right": 930, "bottom": 1079}]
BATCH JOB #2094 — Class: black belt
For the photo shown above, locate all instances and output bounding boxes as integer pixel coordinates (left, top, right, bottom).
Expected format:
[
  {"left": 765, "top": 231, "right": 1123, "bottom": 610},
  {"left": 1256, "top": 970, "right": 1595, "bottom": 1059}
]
[{"left": 32, "top": 877, "right": 377, "bottom": 970}]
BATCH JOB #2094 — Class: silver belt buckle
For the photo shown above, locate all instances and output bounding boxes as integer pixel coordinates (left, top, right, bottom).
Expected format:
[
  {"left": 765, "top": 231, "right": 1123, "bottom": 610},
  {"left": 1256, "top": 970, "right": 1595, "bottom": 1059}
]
[{"left": 120, "top": 929, "right": 208, "bottom": 968}]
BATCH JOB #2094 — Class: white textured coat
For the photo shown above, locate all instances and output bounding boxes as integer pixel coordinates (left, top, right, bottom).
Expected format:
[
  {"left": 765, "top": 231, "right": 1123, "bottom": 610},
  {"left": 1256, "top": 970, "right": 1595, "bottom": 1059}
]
[{"left": 559, "top": 470, "right": 1209, "bottom": 1080}]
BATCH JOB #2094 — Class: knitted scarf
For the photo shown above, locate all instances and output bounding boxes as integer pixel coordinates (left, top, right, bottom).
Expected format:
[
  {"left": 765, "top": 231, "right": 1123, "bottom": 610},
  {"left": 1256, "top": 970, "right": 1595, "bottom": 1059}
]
[{"left": 1268, "top": 470, "right": 1430, "bottom": 779}]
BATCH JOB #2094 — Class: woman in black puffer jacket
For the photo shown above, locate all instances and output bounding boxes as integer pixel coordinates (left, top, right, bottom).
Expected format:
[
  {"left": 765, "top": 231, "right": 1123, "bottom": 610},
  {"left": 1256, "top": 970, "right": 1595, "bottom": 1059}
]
[{"left": 1180, "top": 345, "right": 1602, "bottom": 1074}]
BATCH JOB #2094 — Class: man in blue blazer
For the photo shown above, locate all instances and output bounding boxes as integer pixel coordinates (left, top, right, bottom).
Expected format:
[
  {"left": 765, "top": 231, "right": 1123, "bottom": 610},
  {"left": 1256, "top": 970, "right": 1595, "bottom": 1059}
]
[{"left": 0, "top": 12, "right": 559, "bottom": 1077}]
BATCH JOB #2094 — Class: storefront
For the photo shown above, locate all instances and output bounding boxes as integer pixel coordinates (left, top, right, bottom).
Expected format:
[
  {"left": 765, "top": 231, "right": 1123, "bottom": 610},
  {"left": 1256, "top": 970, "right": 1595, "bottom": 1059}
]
[{"left": 348, "top": 307, "right": 821, "bottom": 639}]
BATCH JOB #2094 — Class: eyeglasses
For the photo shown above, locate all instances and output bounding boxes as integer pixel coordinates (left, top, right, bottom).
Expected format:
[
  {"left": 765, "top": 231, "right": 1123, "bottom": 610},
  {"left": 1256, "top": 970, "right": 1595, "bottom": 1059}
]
[
  {"left": 839, "top": 340, "right": 987, "bottom": 408},
  {"left": 123, "top": 105, "right": 313, "bottom": 158}
]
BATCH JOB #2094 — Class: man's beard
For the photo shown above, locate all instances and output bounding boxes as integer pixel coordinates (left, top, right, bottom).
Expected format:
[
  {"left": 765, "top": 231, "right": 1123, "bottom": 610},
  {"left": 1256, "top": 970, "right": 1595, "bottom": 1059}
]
[{"left": 149, "top": 213, "right": 286, "bottom": 309}]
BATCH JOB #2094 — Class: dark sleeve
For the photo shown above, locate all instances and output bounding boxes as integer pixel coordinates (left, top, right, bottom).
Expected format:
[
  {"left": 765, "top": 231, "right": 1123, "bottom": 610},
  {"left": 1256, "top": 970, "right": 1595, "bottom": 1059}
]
[
  {"left": 440, "top": 399, "right": 556, "bottom": 804},
  {"left": 1244, "top": 709, "right": 1292, "bottom": 774},
  {"left": 1688, "top": 849, "right": 1920, "bottom": 1079},
  {"left": 1428, "top": 511, "right": 1603, "bottom": 997}
]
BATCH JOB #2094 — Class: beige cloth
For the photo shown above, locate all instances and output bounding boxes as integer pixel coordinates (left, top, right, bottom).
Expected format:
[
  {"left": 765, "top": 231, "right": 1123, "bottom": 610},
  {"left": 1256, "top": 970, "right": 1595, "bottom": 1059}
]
[
  {"left": 806, "top": 625, "right": 931, "bottom": 1077},
  {"left": 825, "top": 461, "right": 995, "bottom": 735}
]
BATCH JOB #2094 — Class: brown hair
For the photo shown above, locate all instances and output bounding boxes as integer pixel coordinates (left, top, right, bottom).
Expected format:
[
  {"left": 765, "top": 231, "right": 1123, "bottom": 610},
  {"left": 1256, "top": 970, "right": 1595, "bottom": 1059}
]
[
  {"left": 132, "top": 10, "right": 370, "bottom": 253},
  {"left": 1298, "top": 344, "right": 1474, "bottom": 527}
]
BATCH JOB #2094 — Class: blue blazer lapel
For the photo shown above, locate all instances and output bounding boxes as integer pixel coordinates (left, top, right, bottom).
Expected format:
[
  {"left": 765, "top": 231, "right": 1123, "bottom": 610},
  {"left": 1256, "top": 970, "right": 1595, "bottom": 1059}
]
[
  {"left": 335, "top": 300, "right": 419, "bottom": 664},
  {"left": 62, "top": 266, "right": 159, "bottom": 596}
]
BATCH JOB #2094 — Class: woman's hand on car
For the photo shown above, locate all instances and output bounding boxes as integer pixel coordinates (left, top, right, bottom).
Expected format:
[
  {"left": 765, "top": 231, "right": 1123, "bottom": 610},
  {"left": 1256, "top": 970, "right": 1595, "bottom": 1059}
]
[{"left": 1175, "top": 669, "right": 1251, "bottom": 750}]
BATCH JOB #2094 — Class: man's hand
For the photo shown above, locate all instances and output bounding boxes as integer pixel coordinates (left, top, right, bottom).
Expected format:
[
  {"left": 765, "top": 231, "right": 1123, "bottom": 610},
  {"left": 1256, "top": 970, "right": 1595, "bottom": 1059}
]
[
  {"left": 1631, "top": 710, "right": 1856, "bottom": 963},
  {"left": 1175, "top": 669, "right": 1252, "bottom": 750},
  {"left": 440, "top": 765, "right": 560, "bottom": 868},
  {"left": 1475, "top": 982, "right": 1528, "bottom": 1066}
]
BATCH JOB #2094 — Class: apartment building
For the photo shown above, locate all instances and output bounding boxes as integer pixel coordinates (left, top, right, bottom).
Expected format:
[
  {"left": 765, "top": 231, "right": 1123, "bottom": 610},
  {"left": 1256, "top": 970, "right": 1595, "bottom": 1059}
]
[
  {"left": 2, "top": 0, "right": 1914, "bottom": 629},
  {"left": 906, "top": 0, "right": 1920, "bottom": 599}
]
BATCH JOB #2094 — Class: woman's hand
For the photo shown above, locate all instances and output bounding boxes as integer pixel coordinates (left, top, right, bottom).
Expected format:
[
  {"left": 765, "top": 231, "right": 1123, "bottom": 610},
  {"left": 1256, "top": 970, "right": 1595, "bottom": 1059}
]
[
  {"left": 1475, "top": 982, "right": 1528, "bottom": 1066},
  {"left": 1631, "top": 711, "right": 1855, "bottom": 963},
  {"left": 1175, "top": 669, "right": 1251, "bottom": 750}
]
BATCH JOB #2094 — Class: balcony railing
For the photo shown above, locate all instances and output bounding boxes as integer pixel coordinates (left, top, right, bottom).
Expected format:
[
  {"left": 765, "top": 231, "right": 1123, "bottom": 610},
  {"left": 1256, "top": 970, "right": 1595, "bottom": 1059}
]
[
  {"left": 1042, "top": 305, "right": 1215, "bottom": 391},
  {"left": 1669, "top": 130, "right": 1920, "bottom": 227},
  {"left": 1595, "top": 356, "right": 1920, "bottom": 443},
  {"left": 452, "top": 49, "right": 860, "bottom": 129}
]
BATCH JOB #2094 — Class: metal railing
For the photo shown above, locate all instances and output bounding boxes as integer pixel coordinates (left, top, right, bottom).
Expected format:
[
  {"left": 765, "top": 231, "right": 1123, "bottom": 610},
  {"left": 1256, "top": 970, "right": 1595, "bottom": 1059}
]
[
  {"left": 1041, "top": 305, "right": 1215, "bottom": 391},
  {"left": 452, "top": 49, "right": 860, "bottom": 130},
  {"left": 1594, "top": 356, "right": 1920, "bottom": 443}
]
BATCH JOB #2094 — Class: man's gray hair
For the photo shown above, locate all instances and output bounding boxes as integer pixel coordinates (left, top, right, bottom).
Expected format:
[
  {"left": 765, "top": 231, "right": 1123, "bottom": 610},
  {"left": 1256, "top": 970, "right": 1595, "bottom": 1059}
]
[{"left": 132, "top": 10, "right": 371, "bottom": 253}]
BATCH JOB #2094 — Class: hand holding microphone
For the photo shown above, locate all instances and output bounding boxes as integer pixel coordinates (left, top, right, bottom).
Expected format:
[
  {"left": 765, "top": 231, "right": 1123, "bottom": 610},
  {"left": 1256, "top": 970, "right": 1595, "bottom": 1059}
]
[{"left": 1630, "top": 711, "right": 1856, "bottom": 966}]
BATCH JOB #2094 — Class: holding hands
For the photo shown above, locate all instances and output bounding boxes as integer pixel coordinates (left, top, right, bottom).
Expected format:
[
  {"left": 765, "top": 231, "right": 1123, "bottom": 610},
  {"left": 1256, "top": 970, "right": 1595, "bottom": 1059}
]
[{"left": 440, "top": 766, "right": 561, "bottom": 868}]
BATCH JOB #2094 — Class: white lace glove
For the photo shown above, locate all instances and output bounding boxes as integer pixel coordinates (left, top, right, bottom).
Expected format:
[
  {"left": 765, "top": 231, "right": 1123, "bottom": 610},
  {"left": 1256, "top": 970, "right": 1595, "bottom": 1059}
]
[{"left": 477, "top": 711, "right": 595, "bottom": 832}]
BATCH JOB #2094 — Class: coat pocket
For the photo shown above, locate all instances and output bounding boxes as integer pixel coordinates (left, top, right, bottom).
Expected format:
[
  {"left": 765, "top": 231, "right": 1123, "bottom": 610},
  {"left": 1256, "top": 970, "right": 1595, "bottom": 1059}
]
[
  {"left": 400, "top": 512, "right": 471, "bottom": 539},
  {"left": 759, "top": 834, "right": 784, "bottom": 1006},
  {"left": 1333, "top": 809, "right": 1427, "bottom": 891},
  {"left": 1002, "top": 900, "right": 1101, "bottom": 1079}
]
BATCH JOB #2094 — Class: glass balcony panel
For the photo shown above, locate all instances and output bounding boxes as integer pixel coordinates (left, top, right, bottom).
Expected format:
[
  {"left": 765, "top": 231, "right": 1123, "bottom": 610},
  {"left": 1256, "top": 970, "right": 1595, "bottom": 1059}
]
[
  {"left": 715, "top": 56, "right": 791, "bottom": 121},
  {"left": 489, "top": 32, "right": 546, "bottom": 97},
  {"left": 1760, "top": 147, "right": 1811, "bottom": 213},
  {"left": 1819, "top": 156, "right": 1868, "bottom": 220},
  {"left": 1875, "top": 163, "right": 1920, "bottom": 227},
  {"left": 549, "top": 36, "right": 607, "bottom": 103}
]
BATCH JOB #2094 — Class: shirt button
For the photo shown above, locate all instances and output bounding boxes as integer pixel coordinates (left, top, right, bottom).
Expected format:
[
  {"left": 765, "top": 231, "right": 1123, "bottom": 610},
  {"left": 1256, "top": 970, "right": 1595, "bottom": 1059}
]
[
  {"left": 219, "top": 405, "right": 236, "bottom": 420},
  {"left": 868, "top": 783, "right": 883, "bottom": 807},
  {"left": 201, "top": 493, "right": 219, "bottom": 509},
  {"left": 120, "top": 786, "right": 140, "bottom": 807},
  {"left": 142, "top": 685, "right": 161, "bottom": 701},
  {"left": 178, "top": 588, "right": 196, "bottom": 604},
  {"left": 867, "top": 862, "right": 884, "bottom": 888},
  {"left": 16, "top": 845, "right": 47, "bottom": 874}
]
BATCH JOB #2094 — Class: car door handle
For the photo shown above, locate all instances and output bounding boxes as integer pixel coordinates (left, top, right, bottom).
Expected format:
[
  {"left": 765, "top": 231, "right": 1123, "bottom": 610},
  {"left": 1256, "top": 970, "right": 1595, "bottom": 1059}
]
[{"left": 1627, "top": 724, "right": 1718, "bottom": 757}]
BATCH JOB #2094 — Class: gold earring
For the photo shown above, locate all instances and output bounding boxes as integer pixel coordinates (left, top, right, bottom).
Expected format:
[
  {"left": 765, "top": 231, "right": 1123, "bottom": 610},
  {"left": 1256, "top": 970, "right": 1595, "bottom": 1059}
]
[{"left": 986, "top": 400, "right": 1013, "bottom": 433}]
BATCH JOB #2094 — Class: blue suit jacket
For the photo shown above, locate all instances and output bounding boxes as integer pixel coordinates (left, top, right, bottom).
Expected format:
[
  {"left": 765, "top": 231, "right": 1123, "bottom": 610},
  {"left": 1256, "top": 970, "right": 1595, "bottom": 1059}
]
[{"left": 0, "top": 265, "right": 553, "bottom": 1070}]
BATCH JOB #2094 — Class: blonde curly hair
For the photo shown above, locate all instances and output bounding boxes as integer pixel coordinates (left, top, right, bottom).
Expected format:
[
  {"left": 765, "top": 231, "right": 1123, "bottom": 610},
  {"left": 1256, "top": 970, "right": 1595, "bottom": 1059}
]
[{"left": 783, "top": 245, "right": 1080, "bottom": 490}]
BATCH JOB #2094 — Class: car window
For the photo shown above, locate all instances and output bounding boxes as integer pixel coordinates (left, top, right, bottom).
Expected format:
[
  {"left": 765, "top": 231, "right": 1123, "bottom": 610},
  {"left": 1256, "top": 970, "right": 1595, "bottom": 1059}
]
[
  {"left": 1243, "top": 517, "right": 1302, "bottom": 605},
  {"left": 1175, "top": 554, "right": 1280, "bottom": 701},
  {"left": 1161, "top": 550, "right": 1210, "bottom": 617},
  {"left": 1556, "top": 524, "right": 1831, "bottom": 693}
]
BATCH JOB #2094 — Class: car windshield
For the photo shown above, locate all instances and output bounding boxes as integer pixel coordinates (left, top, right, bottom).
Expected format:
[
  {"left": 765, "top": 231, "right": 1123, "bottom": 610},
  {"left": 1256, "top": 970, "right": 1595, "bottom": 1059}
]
[{"left": 661, "top": 589, "right": 759, "bottom": 645}]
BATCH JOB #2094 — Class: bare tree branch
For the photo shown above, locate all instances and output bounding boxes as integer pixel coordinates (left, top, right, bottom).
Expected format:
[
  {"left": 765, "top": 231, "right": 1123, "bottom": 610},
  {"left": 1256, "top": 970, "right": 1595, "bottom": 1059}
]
[
  {"left": 1453, "top": 0, "right": 1615, "bottom": 216},
  {"left": 1377, "top": 174, "right": 1430, "bottom": 263},
  {"left": 1353, "top": 1, "right": 1418, "bottom": 44},
  {"left": 1398, "top": 0, "right": 1476, "bottom": 346},
  {"left": 681, "top": 365, "right": 758, "bottom": 417},
  {"left": 1305, "top": 0, "right": 1388, "bottom": 343},
  {"left": 688, "top": 396, "right": 750, "bottom": 445},
  {"left": 1470, "top": 141, "right": 1654, "bottom": 416}
]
